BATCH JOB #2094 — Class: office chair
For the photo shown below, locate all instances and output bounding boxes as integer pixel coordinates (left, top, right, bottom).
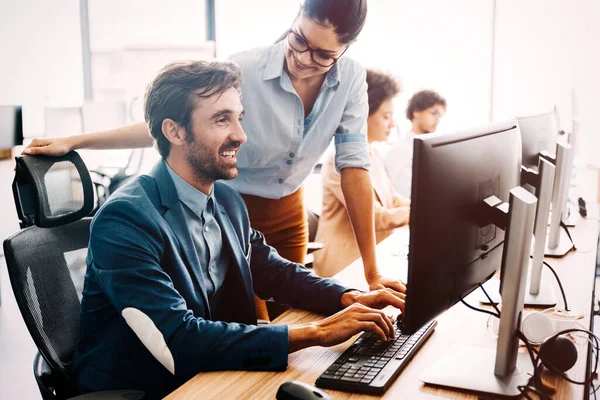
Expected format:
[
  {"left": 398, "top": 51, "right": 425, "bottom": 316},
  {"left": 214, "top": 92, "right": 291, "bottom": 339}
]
[
  {"left": 304, "top": 209, "right": 324, "bottom": 268},
  {"left": 3, "top": 152, "right": 144, "bottom": 400}
]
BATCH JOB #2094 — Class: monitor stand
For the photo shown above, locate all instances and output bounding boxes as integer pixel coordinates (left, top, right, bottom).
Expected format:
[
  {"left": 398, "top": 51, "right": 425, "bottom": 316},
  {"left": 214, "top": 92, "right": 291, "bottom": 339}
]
[
  {"left": 563, "top": 204, "right": 580, "bottom": 227},
  {"left": 420, "top": 344, "right": 532, "bottom": 397},
  {"left": 544, "top": 228, "right": 574, "bottom": 257},
  {"left": 421, "top": 186, "right": 537, "bottom": 397},
  {"left": 479, "top": 269, "right": 557, "bottom": 308},
  {"left": 563, "top": 215, "right": 579, "bottom": 227}
]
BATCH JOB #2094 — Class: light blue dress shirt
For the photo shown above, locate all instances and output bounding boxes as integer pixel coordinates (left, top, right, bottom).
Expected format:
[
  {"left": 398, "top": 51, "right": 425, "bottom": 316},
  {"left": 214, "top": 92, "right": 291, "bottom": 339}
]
[
  {"left": 228, "top": 40, "right": 371, "bottom": 199},
  {"left": 166, "top": 162, "right": 229, "bottom": 298}
]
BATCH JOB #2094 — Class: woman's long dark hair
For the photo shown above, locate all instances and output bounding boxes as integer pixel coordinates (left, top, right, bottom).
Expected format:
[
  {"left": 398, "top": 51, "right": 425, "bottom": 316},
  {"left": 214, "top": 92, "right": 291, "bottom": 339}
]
[
  {"left": 302, "top": 0, "right": 367, "bottom": 44},
  {"left": 275, "top": 0, "right": 368, "bottom": 45}
]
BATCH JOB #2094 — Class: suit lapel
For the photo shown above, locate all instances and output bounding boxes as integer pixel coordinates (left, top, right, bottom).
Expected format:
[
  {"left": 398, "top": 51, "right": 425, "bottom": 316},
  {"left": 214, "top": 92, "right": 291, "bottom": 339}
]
[{"left": 150, "top": 161, "right": 211, "bottom": 316}]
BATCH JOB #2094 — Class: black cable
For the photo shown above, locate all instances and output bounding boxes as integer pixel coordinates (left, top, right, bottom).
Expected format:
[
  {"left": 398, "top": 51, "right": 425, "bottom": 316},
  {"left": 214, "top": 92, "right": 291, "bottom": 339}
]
[
  {"left": 478, "top": 283, "right": 501, "bottom": 316},
  {"left": 539, "top": 328, "right": 599, "bottom": 385},
  {"left": 560, "top": 220, "right": 578, "bottom": 251},
  {"left": 528, "top": 254, "right": 570, "bottom": 311},
  {"left": 516, "top": 327, "right": 600, "bottom": 399},
  {"left": 542, "top": 260, "right": 570, "bottom": 312},
  {"left": 459, "top": 297, "right": 500, "bottom": 318},
  {"left": 592, "top": 381, "right": 599, "bottom": 400},
  {"left": 516, "top": 330, "right": 553, "bottom": 400}
]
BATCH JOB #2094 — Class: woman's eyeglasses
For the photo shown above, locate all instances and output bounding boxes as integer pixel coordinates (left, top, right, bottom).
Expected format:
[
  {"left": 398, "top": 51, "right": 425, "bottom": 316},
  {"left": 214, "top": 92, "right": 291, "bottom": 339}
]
[{"left": 286, "top": 30, "right": 348, "bottom": 68}]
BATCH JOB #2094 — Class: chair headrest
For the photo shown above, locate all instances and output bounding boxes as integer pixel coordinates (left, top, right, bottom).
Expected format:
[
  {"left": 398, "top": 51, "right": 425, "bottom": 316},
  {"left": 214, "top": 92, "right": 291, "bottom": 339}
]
[{"left": 12, "top": 152, "right": 94, "bottom": 228}]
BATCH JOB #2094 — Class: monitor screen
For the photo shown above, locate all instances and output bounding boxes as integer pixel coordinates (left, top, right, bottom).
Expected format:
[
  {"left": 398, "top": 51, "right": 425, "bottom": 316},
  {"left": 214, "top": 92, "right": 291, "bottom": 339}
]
[
  {"left": 401, "top": 120, "right": 522, "bottom": 334},
  {"left": 0, "top": 105, "right": 23, "bottom": 148}
]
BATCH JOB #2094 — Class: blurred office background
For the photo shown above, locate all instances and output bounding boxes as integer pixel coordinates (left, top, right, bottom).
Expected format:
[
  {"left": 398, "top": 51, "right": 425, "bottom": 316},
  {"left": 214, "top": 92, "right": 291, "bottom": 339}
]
[{"left": 1, "top": 0, "right": 599, "bottom": 398}]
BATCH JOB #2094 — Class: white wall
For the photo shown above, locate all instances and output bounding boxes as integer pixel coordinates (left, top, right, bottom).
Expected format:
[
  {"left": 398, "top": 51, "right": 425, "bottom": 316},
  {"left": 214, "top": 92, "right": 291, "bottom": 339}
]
[
  {"left": 88, "top": 0, "right": 206, "bottom": 52},
  {"left": 493, "top": 0, "right": 600, "bottom": 166},
  {"left": 216, "top": 0, "right": 494, "bottom": 136},
  {"left": 215, "top": 0, "right": 300, "bottom": 58},
  {"left": 0, "top": 0, "right": 84, "bottom": 136},
  {"left": 349, "top": 0, "right": 495, "bottom": 134}
]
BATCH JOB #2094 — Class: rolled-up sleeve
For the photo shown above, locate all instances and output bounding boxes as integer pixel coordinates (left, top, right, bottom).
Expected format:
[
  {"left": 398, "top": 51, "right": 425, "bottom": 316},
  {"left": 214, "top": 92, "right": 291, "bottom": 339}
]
[{"left": 334, "top": 66, "right": 370, "bottom": 173}]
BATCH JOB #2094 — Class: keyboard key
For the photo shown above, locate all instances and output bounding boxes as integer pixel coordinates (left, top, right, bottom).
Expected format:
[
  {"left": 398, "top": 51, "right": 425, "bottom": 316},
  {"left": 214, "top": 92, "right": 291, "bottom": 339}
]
[
  {"left": 340, "top": 377, "right": 362, "bottom": 383},
  {"left": 360, "top": 378, "right": 373, "bottom": 384}
]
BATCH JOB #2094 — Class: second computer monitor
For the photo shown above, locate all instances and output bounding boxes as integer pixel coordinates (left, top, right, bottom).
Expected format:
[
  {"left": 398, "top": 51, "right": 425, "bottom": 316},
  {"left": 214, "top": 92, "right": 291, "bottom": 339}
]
[
  {"left": 402, "top": 120, "right": 522, "bottom": 334},
  {"left": 517, "top": 109, "right": 560, "bottom": 171}
]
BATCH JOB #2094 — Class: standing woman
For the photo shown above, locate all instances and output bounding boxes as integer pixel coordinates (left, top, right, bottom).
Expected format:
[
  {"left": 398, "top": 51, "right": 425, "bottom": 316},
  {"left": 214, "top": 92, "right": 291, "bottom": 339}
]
[{"left": 24, "top": 0, "right": 405, "bottom": 320}]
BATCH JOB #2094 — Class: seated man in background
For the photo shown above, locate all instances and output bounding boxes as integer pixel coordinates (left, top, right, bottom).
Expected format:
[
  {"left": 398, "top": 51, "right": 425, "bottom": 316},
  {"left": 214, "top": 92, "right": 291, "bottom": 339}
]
[
  {"left": 314, "top": 69, "right": 410, "bottom": 278},
  {"left": 70, "top": 60, "right": 405, "bottom": 398},
  {"left": 384, "top": 89, "right": 446, "bottom": 198}
]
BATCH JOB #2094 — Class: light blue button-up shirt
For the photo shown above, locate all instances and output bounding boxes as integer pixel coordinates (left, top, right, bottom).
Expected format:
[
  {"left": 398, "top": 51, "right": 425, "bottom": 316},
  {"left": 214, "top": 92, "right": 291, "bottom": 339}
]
[
  {"left": 166, "top": 162, "right": 229, "bottom": 299},
  {"left": 228, "top": 40, "right": 371, "bottom": 199}
]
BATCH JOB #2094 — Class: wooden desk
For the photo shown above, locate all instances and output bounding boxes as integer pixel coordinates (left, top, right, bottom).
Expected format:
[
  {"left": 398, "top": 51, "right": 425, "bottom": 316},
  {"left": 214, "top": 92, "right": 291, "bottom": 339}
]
[{"left": 167, "top": 206, "right": 599, "bottom": 400}]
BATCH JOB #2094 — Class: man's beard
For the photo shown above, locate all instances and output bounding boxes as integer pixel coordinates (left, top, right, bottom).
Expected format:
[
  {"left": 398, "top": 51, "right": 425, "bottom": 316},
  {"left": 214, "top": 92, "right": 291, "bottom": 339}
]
[{"left": 187, "top": 139, "right": 239, "bottom": 183}]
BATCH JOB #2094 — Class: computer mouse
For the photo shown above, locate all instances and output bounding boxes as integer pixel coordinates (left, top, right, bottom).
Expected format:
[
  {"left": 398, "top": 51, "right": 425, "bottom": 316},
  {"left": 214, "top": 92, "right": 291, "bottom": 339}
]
[{"left": 276, "top": 381, "right": 331, "bottom": 400}]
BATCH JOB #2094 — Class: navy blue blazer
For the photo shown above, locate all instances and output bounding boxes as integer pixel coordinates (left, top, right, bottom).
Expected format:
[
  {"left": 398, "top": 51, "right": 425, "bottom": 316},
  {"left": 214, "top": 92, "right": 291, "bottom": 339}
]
[{"left": 71, "top": 161, "right": 348, "bottom": 397}]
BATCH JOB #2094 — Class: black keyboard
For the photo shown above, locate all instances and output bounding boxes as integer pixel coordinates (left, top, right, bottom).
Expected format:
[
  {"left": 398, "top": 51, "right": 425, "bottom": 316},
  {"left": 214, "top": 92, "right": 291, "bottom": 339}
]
[{"left": 315, "top": 320, "right": 437, "bottom": 395}]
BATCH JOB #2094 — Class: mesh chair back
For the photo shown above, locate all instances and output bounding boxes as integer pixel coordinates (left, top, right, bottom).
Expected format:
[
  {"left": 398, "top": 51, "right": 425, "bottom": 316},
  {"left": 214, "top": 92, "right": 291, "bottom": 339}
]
[
  {"left": 3, "top": 219, "right": 91, "bottom": 382},
  {"left": 4, "top": 151, "right": 95, "bottom": 394},
  {"left": 13, "top": 152, "right": 94, "bottom": 228}
]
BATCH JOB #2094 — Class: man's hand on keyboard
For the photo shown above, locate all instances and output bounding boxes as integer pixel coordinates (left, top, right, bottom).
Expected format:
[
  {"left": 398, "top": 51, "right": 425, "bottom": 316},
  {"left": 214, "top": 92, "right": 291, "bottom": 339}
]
[
  {"left": 316, "top": 303, "right": 396, "bottom": 345},
  {"left": 288, "top": 303, "right": 396, "bottom": 353}
]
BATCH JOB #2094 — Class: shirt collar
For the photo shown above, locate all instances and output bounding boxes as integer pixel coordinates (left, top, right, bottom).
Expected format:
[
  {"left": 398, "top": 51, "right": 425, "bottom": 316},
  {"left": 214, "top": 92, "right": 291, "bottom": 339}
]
[
  {"left": 262, "top": 40, "right": 341, "bottom": 89},
  {"left": 164, "top": 161, "right": 213, "bottom": 219}
]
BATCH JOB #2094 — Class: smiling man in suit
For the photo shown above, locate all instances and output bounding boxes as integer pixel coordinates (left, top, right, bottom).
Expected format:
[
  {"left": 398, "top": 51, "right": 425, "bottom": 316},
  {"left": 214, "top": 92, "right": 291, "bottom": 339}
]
[{"left": 70, "top": 60, "right": 406, "bottom": 398}]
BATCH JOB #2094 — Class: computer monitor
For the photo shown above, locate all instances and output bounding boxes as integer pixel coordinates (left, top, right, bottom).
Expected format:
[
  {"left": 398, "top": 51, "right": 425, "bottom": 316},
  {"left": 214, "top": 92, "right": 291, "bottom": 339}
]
[
  {"left": 402, "top": 120, "right": 522, "bottom": 334},
  {"left": 0, "top": 105, "right": 23, "bottom": 148},
  {"left": 515, "top": 110, "right": 574, "bottom": 257},
  {"left": 402, "top": 120, "right": 537, "bottom": 396},
  {"left": 473, "top": 111, "right": 560, "bottom": 307},
  {"left": 562, "top": 118, "right": 579, "bottom": 226},
  {"left": 517, "top": 110, "right": 560, "bottom": 171}
]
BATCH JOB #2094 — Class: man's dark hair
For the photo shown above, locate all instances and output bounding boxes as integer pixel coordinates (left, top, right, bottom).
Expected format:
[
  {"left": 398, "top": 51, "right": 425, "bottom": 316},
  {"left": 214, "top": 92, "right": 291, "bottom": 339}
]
[
  {"left": 406, "top": 90, "right": 447, "bottom": 121},
  {"left": 144, "top": 60, "right": 242, "bottom": 158},
  {"left": 366, "top": 69, "right": 400, "bottom": 116},
  {"left": 301, "top": 0, "right": 368, "bottom": 44}
]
